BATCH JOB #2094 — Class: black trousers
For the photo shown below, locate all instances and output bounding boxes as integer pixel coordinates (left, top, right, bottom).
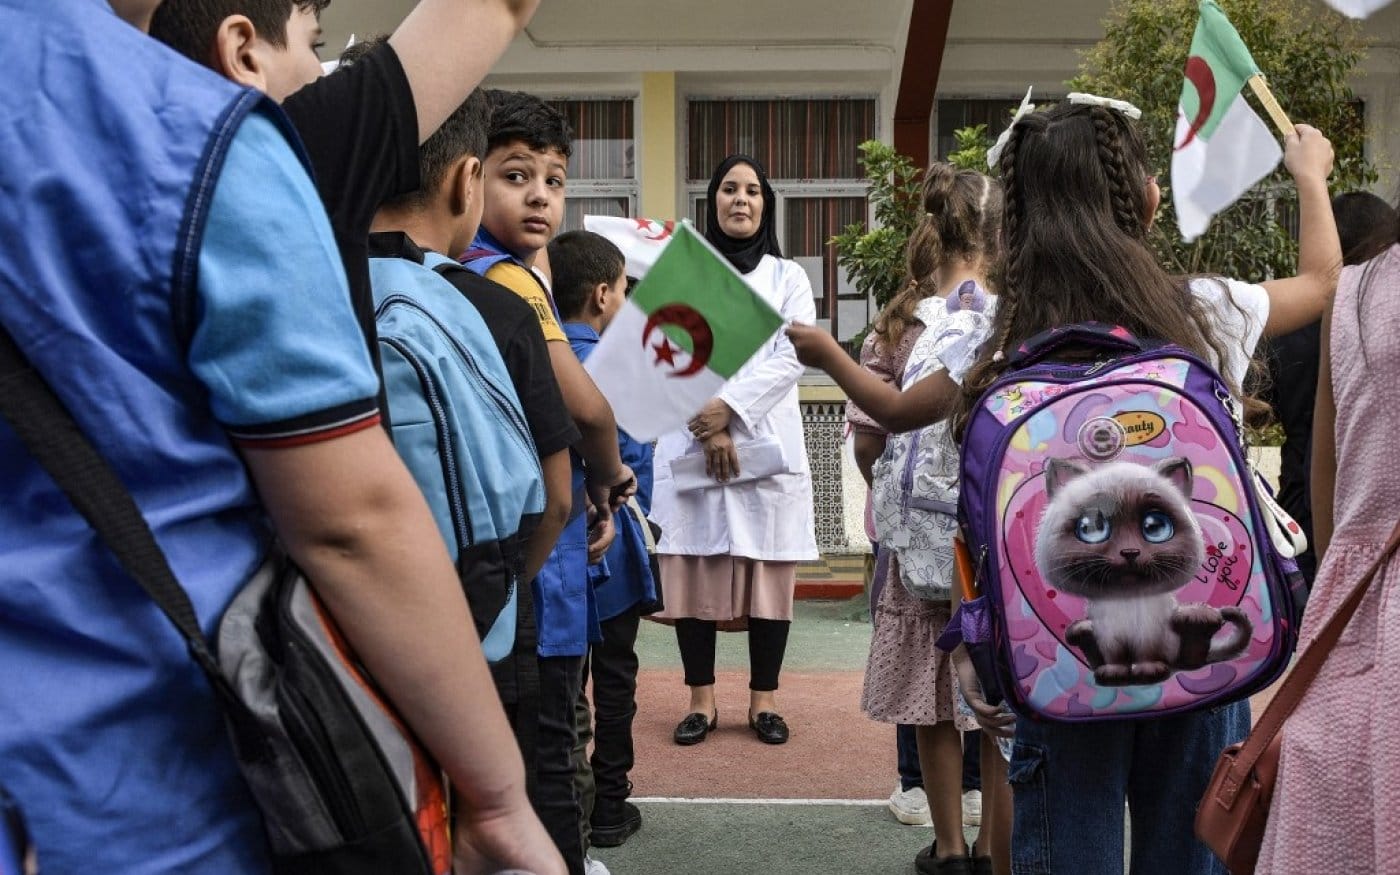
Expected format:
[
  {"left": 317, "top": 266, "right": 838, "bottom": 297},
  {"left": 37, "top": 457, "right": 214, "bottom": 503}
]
[
  {"left": 585, "top": 608, "right": 642, "bottom": 802},
  {"left": 534, "top": 653, "right": 586, "bottom": 875},
  {"left": 674, "top": 616, "right": 790, "bottom": 692}
]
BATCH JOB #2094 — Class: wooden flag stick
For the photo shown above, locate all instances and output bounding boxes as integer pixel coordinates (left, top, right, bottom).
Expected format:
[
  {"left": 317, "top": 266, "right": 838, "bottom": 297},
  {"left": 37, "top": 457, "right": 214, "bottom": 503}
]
[{"left": 1247, "top": 74, "right": 1297, "bottom": 138}]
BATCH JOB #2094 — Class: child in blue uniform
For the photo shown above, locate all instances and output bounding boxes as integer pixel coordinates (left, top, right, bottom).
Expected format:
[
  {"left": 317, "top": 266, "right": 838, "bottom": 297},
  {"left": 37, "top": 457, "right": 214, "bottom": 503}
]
[{"left": 552, "top": 230, "right": 658, "bottom": 852}]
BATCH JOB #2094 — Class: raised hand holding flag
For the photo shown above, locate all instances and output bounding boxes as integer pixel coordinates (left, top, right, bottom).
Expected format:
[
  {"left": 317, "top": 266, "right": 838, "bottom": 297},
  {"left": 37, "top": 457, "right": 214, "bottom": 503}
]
[{"left": 1172, "top": 0, "right": 1287, "bottom": 241}]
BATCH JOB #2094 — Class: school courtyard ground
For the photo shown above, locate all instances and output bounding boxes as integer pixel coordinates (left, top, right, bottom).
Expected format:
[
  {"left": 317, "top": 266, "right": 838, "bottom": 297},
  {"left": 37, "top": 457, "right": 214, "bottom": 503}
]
[{"left": 590, "top": 594, "right": 945, "bottom": 874}]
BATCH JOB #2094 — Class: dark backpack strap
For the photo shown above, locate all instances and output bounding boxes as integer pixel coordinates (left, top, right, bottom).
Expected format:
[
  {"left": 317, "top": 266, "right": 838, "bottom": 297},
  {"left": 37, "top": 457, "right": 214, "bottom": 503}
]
[
  {"left": 430, "top": 259, "right": 479, "bottom": 286},
  {"left": 1009, "top": 321, "right": 1151, "bottom": 367},
  {"left": 0, "top": 324, "right": 234, "bottom": 695},
  {"left": 509, "top": 573, "right": 540, "bottom": 799}
]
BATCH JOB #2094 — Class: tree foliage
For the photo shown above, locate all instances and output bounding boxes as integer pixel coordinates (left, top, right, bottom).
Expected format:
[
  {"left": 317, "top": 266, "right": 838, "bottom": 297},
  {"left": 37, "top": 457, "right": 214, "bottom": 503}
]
[
  {"left": 831, "top": 128, "right": 995, "bottom": 317},
  {"left": 947, "top": 124, "right": 995, "bottom": 172},
  {"left": 1072, "top": 0, "right": 1373, "bottom": 280},
  {"left": 830, "top": 141, "right": 923, "bottom": 314}
]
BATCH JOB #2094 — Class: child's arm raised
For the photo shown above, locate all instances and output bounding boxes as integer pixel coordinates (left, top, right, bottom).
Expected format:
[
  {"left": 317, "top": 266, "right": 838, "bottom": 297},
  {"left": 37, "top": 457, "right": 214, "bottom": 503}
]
[
  {"left": 1260, "top": 125, "right": 1342, "bottom": 337},
  {"left": 389, "top": 0, "right": 542, "bottom": 144},
  {"left": 787, "top": 323, "right": 958, "bottom": 434}
]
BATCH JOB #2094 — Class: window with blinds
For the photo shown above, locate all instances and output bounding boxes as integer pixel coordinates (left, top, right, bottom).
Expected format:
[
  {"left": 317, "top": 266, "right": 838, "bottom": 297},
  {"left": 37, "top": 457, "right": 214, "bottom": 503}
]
[{"left": 546, "top": 98, "right": 638, "bottom": 232}]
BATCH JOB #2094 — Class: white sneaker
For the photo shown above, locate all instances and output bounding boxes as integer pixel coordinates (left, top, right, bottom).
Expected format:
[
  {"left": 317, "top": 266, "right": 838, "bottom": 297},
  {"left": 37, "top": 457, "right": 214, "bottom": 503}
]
[
  {"left": 584, "top": 855, "right": 612, "bottom": 875},
  {"left": 962, "top": 789, "right": 983, "bottom": 827},
  {"left": 887, "top": 784, "right": 933, "bottom": 826}
]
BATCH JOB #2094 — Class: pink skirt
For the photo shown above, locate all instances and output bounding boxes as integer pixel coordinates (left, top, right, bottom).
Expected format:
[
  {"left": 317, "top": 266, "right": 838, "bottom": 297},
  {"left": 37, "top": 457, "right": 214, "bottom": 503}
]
[
  {"left": 653, "top": 555, "right": 796, "bottom": 631},
  {"left": 862, "top": 553, "right": 972, "bottom": 728}
]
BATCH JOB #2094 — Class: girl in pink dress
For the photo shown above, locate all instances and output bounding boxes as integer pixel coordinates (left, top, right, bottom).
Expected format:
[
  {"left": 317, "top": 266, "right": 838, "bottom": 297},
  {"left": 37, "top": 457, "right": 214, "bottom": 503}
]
[{"left": 1258, "top": 214, "right": 1400, "bottom": 871}]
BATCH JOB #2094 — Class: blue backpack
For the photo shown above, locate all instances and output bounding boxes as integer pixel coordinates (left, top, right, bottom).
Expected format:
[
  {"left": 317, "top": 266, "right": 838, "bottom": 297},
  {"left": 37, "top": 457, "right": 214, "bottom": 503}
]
[{"left": 369, "top": 251, "right": 545, "bottom": 663}]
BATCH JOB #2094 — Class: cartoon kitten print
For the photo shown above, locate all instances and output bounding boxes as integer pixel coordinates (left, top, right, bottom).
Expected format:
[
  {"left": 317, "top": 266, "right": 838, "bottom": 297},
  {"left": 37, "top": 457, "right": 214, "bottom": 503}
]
[{"left": 1034, "top": 457, "right": 1253, "bottom": 686}]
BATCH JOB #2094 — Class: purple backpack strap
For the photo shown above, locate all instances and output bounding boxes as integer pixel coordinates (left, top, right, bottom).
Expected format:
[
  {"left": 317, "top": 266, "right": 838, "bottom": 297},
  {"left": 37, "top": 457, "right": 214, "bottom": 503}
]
[
  {"left": 1009, "top": 321, "right": 1152, "bottom": 367},
  {"left": 461, "top": 248, "right": 512, "bottom": 278}
]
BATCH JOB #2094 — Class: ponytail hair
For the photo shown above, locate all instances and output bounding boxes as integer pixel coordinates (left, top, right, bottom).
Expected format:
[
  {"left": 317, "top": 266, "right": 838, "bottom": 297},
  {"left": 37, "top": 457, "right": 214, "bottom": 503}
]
[{"left": 872, "top": 162, "right": 1003, "bottom": 351}]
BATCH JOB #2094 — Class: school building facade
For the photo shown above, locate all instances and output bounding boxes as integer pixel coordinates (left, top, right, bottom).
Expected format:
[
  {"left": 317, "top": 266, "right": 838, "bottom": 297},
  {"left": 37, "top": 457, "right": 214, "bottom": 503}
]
[
  {"left": 323, "top": 0, "right": 1400, "bottom": 344},
  {"left": 322, "top": 0, "right": 1396, "bottom": 560}
]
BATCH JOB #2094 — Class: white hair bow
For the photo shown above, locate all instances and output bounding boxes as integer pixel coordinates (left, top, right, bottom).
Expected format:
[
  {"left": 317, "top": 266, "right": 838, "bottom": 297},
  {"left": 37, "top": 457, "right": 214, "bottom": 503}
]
[
  {"left": 1067, "top": 92, "right": 1142, "bottom": 120},
  {"left": 986, "top": 87, "right": 1035, "bottom": 170}
]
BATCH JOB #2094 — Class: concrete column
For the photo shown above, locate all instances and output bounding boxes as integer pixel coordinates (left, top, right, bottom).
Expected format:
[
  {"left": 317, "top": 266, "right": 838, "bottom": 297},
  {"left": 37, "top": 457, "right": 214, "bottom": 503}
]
[{"left": 639, "top": 71, "right": 679, "bottom": 220}]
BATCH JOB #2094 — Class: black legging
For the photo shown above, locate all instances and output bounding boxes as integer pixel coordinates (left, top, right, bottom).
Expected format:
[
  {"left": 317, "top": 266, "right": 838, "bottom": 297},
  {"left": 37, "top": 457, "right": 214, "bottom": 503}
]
[{"left": 674, "top": 617, "right": 791, "bottom": 692}]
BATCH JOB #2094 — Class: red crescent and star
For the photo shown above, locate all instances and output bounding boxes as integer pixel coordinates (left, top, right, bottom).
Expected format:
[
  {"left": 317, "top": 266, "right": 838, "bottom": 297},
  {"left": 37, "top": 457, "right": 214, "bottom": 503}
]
[
  {"left": 634, "top": 218, "right": 676, "bottom": 241},
  {"left": 642, "top": 304, "right": 714, "bottom": 378},
  {"left": 1175, "top": 55, "right": 1217, "bottom": 151}
]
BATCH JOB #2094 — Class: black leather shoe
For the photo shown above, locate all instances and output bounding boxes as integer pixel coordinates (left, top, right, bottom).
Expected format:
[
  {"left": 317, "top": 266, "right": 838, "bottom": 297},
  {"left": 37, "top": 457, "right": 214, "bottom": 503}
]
[
  {"left": 589, "top": 798, "right": 642, "bottom": 848},
  {"left": 748, "top": 711, "right": 789, "bottom": 745},
  {"left": 914, "top": 842, "right": 974, "bottom": 875},
  {"left": 673, "top": 711, "right": 717, "bottom": 745}
]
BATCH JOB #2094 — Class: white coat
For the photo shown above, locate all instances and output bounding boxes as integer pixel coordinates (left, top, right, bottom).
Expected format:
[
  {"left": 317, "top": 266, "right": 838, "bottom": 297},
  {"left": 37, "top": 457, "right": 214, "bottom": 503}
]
[{"left": 650, "top": 255, "right": 819, "bottom": 562}]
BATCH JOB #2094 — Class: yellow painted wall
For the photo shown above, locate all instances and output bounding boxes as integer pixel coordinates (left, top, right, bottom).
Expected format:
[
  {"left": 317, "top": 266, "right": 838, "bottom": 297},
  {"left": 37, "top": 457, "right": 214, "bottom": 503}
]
[{"left": 639, "top": 72, "right": 679, "bottom": 220}]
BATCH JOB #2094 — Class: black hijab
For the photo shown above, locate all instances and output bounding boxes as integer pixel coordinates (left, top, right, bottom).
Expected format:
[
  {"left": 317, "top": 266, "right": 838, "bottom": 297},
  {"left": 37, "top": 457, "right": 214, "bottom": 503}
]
[{"left": 704, "top": 155, "right": 782, "bottom": 274}]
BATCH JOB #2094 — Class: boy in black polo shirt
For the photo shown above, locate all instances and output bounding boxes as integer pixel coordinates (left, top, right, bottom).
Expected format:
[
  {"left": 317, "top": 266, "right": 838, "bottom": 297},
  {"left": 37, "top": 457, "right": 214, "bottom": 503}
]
[
  {"left": 365, "top": 80, "right": 601, "bottom": 874},
  {"left": 367, "top": 83, "right": 578, "bottom": 595}
]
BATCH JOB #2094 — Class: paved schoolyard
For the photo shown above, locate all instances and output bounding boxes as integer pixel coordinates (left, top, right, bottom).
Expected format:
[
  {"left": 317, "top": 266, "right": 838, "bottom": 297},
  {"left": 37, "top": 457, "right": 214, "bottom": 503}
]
[
  {"left": 593, "top": 596, "right": 951, "bottom": 874},
  {"left": 592, "top": 594, "right": 1284, "bottom": 873}
]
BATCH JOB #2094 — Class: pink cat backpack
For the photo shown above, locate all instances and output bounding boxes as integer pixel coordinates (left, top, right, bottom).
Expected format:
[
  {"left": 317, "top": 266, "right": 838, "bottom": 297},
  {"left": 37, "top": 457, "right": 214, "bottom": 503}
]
[{"left": 956, "top": 322, "right": 1309, "bottom": 723}]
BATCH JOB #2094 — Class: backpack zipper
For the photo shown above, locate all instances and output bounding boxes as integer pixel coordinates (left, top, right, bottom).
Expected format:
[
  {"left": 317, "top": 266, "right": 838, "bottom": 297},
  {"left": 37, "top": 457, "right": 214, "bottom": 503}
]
[
  {"left": 281, "top": 679, "right": 366, "bottom": 836},
  {"left": 380, "top": 336, "right": 474, "bottom": 551},
  {"left": 376, "top": 295, "right": 540, "bottom": 479}
]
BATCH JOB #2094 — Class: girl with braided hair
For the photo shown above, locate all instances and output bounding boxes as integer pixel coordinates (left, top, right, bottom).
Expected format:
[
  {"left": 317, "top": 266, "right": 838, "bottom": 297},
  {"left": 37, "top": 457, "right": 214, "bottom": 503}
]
[{"left": 793, "top": 98, "right": 1339, "bottom": 873}]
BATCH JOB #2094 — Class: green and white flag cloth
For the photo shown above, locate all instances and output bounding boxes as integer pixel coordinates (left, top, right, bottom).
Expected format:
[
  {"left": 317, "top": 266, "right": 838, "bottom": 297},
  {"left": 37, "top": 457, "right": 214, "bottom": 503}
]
[
  {"left": 583, "top": 221, "right": 785, "bottom": 442},
  {"left": 583, "top": 215, "right": 676, "bottom": 279},
  {"left": 1172, "top": 0, "right": 1282, "bottom": 242}
]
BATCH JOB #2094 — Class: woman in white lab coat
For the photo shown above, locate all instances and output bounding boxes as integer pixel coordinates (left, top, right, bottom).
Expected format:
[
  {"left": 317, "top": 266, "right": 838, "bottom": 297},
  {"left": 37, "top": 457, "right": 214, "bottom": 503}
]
[{"left": 651, "top": 155, "right": 819, "bottom": 747}]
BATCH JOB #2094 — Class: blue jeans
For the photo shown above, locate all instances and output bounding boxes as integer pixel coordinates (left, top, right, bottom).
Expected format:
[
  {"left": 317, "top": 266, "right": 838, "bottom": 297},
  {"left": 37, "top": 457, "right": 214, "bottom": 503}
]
[{"left": 1008, "top": 701, "right": 1249, "bottom": 875}]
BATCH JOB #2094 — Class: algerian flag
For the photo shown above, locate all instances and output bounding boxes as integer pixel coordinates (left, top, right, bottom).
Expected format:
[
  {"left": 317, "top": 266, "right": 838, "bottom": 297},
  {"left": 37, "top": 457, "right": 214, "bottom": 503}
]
[
  {"left": 583, "top": 222, "right": 784, "bottom": 442},
  {"left": 583, "top": 215, "right": 676, "bottom": 279},
  {"left": 1321, "top": 0, "right": 1393, "bottom": 17},
  {"left": 1171, "top": 0, "right": 1282, "bottom": 242}
]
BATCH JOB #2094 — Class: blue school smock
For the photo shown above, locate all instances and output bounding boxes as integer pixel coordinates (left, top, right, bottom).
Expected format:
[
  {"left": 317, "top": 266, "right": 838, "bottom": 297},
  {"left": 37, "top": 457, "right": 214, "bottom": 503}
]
[
  {"left": 565, "top": 322, "right": 659, "bottom": 620},
  {"left": 0, "top": 3, "right": 379, "bottom": 869}
]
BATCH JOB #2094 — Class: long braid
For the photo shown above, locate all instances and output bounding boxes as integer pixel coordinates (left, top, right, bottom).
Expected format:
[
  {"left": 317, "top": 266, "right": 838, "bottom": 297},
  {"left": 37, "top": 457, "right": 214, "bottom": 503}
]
[
  {"left": 1091, "top": 108, "right": 1145, "bottom": 239},
  {"left": 989, "top": 119, "right": 1030, "bottom": 364}
]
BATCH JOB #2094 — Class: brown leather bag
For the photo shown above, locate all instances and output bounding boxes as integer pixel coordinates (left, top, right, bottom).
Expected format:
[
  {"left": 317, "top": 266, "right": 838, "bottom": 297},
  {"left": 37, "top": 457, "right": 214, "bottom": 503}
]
[{"left": 1195, "top": 520, "right": 1400, "bottom": 874}]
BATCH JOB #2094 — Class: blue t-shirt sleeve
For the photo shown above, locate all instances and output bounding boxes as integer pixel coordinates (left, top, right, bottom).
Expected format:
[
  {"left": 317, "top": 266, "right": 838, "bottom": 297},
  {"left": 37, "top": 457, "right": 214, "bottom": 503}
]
[{"left": 188, "top": 110, "right": 380, "bottom": 447}]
